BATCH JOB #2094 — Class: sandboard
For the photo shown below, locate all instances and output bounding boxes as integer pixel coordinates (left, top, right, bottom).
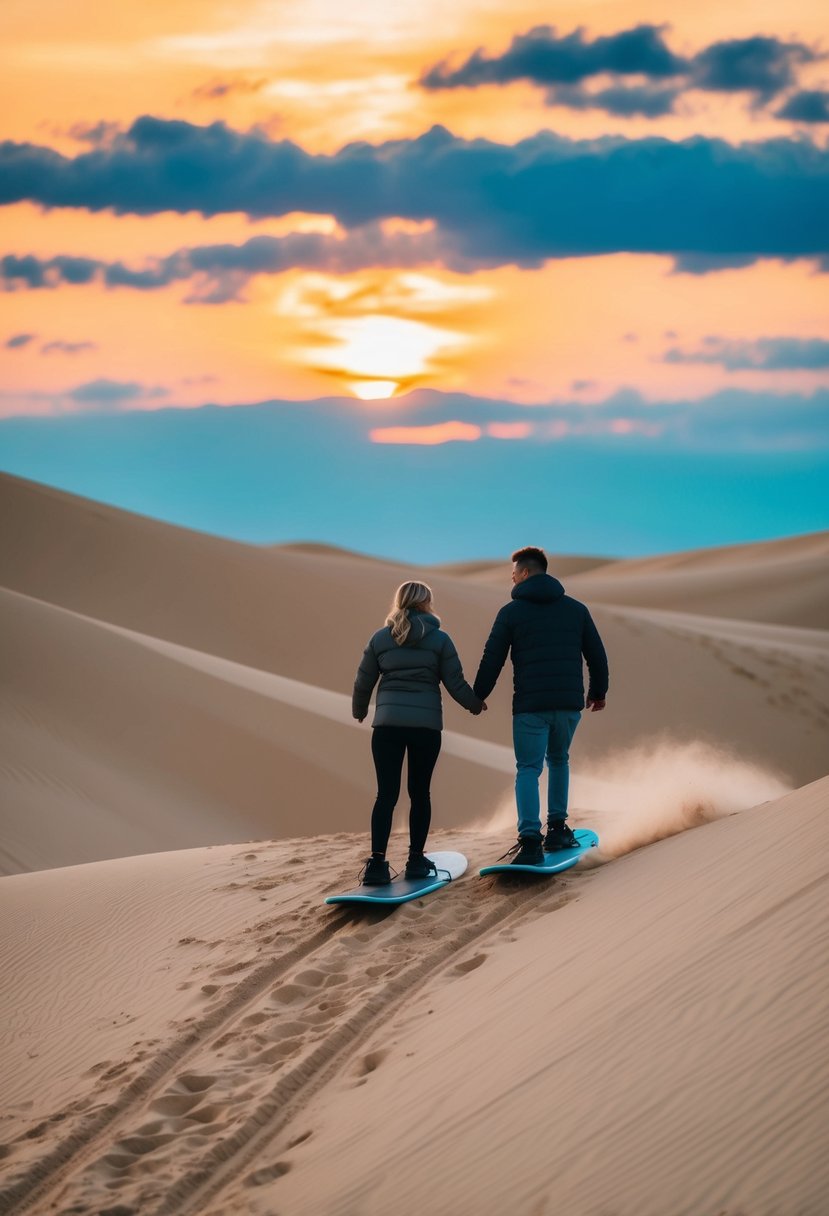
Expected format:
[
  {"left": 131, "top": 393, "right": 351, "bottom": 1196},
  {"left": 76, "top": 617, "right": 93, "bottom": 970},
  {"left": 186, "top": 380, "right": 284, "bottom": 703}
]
[
  {"left": 479, "top": 829, "right": 599, "bottom": 876},
  {"left": 325, "top": 851, "right": 467, "bottom": 906}
]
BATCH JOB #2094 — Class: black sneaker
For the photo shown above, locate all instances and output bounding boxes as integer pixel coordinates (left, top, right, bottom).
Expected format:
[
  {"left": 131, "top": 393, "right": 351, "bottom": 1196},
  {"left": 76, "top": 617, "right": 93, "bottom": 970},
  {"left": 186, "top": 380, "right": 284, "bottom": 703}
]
[
  {"left": 360, "top": 856, "right": 391, "bottom": 886},
  {"left": 544, "top": 820, "right": 578, "bottom": 852},
  {"left": 507, "top": 836, "right": 544, "bottom": 866},
  {"left": 405, "top": 853, "right": 439, "bottom": 880}
]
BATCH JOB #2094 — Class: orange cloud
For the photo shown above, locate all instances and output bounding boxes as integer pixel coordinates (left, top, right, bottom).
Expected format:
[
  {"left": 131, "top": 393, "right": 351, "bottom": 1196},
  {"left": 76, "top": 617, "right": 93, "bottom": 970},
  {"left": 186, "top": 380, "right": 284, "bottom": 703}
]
[
  {"left": 486, "top": 421, "right": 533, "bottom": 439},
  {"left": 369, "top": 420, "right": 481, "bottom": 445}
]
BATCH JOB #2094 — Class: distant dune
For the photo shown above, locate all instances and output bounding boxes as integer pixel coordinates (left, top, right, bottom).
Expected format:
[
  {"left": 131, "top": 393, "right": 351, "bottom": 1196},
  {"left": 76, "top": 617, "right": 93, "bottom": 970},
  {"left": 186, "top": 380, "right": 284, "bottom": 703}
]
[{"left": 568, "top": 530, "right": 829, "bottom": 628}]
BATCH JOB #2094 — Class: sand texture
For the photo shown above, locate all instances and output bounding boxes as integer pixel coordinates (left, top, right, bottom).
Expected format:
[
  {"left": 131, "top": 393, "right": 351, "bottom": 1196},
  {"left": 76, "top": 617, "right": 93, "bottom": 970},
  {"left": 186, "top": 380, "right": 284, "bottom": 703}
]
[{"left": 1, "top": 470, "right": 828, "bottom": 1214}]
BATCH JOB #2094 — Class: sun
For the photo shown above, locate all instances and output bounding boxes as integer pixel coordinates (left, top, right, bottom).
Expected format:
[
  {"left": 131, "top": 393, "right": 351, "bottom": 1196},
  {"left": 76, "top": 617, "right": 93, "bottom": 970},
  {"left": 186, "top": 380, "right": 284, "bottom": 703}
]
[
  {"left": 276, "top": 272, "right": 492, "bottom": 398},
  {"left": 351, "top": 380, "right": 399, "bottom": 399}
]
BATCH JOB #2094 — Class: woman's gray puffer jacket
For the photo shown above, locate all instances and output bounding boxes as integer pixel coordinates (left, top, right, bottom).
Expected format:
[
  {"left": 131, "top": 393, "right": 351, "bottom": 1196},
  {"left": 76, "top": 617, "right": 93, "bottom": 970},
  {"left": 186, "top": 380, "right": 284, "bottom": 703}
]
[{"left": 352, "top": 611, "right": 482, "bottom": 730}]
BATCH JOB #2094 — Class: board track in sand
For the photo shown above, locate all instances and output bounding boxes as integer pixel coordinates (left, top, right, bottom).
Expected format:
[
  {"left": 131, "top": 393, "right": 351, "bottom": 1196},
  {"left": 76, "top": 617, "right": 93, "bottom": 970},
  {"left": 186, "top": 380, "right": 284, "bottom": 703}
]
[{"left": 0, "top": 836, "right": 579, "bottom": 1216}]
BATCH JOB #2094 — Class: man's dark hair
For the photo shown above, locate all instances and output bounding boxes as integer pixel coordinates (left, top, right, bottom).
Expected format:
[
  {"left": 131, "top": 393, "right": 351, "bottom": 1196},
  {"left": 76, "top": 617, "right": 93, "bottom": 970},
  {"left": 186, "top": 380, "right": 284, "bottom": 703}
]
[{"left": 512, "top": 546, "right": 547, "bottom": 574}]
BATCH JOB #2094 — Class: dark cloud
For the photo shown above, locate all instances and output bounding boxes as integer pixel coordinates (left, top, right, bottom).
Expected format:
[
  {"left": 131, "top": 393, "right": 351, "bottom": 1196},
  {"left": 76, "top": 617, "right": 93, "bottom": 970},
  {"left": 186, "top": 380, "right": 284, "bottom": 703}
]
[
  {"left": 1, "top": 121, "right": 827, "bottom": 272},
  {"left": 690, "top": 37, "right": 817, "bottom": 100},
  {"left": 777, "top": 90, "right": 829, "bottom": 124},
  {"left": 421, "top": 25, "right": 823, "bottom": 117},
  {"left": 421, "top": 24, "right": 686, "bottom": 89},
  {"left": 546, "top": 82, "right": 681, "bottom": 117},
  {"left": 663, "top": 336, "right": 829, "bottom": 370},
  {"left": 68, "top": 378, "right": 169, "bottom": 408},
  {"left": 5, "top": 332, "right": 36, "bottom": 348},
  {"left": 670, "top": 252, "right": 769, "bottom": 276},
  {"left": 0, "top": 227, "right": 446, "bottom": 302}
]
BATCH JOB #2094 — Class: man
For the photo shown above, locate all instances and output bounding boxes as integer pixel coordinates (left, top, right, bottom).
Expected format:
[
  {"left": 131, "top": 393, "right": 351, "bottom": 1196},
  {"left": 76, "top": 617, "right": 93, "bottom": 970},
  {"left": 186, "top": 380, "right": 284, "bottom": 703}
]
[{"left": 473, "top": 546, "right": 609, "bottom": 866}]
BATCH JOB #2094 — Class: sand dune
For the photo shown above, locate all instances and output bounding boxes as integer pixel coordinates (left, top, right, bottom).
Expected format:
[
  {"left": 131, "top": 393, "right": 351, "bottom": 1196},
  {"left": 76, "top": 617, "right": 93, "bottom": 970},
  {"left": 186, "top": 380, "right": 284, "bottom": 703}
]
[
  {"left": 1, "top": 470, "right": 827, "bottom": 1212},
  {"left": 2, "top": 473, "right": 828, "bottom": 875},
  {"left": 433, "top": 554, "right": 616, "bottom": 580},
  {"left": 1, "top": 777, "right": 826, "bottom": 1215},
  {"left": 568, "top": 529, "right": 829, "bottom": 628},
  {"left": 3, "top": 578, "right": 826, "bottom": 875}
]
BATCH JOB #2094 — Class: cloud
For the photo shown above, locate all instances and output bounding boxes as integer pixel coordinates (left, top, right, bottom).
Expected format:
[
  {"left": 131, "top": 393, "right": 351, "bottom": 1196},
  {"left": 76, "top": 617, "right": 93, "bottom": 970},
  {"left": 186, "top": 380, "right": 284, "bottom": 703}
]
[
  {"left": 670, "top": 252, "right": 776, "bottom": 276},
  {"left": 41, "top": 340, "right": 97, "bottom": 355},
  {"left": 663, "top": 337, "right": 829, "bottom": 371},
  {"left": 547, "top": 82, "right": 681, "bottom": 117},
  {"left": 421, "top": 25, "right": 822, "bottom": 113},
  {"left": 1, "top": 385, "right": 827, "bottom": 458},
  {"left": 67, "top": 378, "right": 169, "bottom": 409},
  {"left": 776, "top": 90, "right": 829, "bottom": 124},
  {"left": 5, "top": 332, "right": 36, "bottom": 348},
  {"left": 370, "top": 420, "right": 482, "bottom": 444},
  {"left": 0, "top": 228, "right": 448, "bottom": 303},
  {"left": 421, "top": 24, "right": 686, "bottom": 89},
  {"left": 1, "top": 121, "right": 828, "bottom": 274},
  {"left": 690, "top": 37, "right": 818, "bottom": 101},
  {"left": 65, "top": 121, "right": 123, "bottom": 149}
]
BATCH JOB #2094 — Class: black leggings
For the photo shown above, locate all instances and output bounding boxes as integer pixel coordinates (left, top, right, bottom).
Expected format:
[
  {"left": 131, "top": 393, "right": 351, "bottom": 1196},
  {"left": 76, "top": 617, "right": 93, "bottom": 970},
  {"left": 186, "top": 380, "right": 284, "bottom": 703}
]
[{"left": 370, "top": 726, "right": 442, "bottom": 856}]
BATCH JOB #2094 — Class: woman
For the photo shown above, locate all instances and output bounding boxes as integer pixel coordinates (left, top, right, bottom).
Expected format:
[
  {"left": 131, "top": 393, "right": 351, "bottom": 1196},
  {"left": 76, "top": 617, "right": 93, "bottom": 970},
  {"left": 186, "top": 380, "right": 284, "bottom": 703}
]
[{"left": 352, "top": 581, "right": 485, "bottom": 885}]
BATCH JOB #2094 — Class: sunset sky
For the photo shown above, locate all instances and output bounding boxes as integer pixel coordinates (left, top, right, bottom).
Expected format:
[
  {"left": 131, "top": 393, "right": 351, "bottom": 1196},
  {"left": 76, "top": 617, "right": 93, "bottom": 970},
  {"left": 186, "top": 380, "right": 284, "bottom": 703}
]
[{"left": 1, "top": 0, "right": 827, "bottom": 559}]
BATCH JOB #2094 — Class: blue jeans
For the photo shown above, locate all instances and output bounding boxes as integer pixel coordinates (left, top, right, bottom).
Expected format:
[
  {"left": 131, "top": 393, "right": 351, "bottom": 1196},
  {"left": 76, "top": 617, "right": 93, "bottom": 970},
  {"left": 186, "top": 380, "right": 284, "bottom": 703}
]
[{"left": 512, "top": 710, "right": 582, "bottom": 838}]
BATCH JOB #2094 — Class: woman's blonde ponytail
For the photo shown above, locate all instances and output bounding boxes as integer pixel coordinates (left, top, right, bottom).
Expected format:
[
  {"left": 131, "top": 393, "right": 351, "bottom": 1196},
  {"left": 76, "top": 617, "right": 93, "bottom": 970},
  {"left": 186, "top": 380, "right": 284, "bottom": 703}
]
[{"left": 386, "top": 581, "right": 435, "bottom": 645}]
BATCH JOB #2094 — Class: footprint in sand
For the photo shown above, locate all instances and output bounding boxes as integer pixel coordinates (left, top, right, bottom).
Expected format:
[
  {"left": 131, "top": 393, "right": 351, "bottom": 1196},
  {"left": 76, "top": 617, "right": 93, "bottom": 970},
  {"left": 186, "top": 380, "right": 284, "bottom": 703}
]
[
  {"left": 244, "top": 1160, "right": 292, "bottom": 1186},
  {"left": 454, "top": 953, "right": 488, "bottom": 975},
  {"left": 358, "top": 1049, "right": 388, "bottom": 1076},
  {"left": 176, "top": 1073, "right": 218, "bottom": 1094},
  {"left": 150, "top": 1093, "right": 203, "bottom": 1117}
]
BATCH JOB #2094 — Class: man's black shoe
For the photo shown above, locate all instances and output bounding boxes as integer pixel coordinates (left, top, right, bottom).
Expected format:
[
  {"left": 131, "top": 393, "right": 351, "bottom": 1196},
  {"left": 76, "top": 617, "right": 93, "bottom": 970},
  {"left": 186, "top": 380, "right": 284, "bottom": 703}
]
[
  {"left": 508, "top": 836, "right": 544, "bottom": 866},
  {"left": 544, "top": 820, "right": 579, "bottom": 852}
]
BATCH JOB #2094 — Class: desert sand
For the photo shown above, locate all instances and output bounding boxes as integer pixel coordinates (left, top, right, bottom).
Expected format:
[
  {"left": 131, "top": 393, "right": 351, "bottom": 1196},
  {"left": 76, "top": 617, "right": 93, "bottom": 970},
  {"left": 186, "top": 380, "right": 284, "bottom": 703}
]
[{"left": 1, "top": 470, "right": 828, "bottom": 1215}]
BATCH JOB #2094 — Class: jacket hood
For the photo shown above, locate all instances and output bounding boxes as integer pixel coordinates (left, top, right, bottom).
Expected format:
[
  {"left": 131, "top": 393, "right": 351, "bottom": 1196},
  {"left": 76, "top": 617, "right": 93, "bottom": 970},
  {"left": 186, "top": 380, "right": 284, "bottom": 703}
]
[
  {"left": 401, "top": 610, "right": 441, "bottom": 645},
  {"left": 511, "top": 573, "right": 565, "bottom": 604}
]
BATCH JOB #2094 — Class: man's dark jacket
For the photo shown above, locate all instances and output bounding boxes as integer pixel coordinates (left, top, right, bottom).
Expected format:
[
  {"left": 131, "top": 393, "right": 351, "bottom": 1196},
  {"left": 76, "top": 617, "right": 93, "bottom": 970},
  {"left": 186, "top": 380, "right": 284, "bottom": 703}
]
[{"left": 473, "top": 573, "right": 609, "bottom": 714}]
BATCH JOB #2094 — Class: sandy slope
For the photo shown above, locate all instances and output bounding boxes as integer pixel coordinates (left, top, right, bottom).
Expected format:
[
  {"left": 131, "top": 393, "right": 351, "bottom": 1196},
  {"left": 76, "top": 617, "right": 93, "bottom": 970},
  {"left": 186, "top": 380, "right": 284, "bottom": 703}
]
[
  {"left": 2, "top": 580, "right": 827, "bottom": 875},
  {"left": 1, "top": 778, "right": 826, "bottom": 1215},
  {"left": 0, "top": 587, "right": 505, "bottom": 874},
  {"left": 2, "top": 473, "right": 828, "bottom": 874}
]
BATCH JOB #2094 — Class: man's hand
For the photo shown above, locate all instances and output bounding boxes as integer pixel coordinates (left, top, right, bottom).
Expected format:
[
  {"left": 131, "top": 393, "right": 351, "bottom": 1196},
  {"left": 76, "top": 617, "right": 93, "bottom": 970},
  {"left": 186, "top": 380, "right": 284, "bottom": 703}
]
[
  {"left": 586, "top": 697, "right": 606, "bottom": 712},
  {"left": 355, "top": 715, "right": 366, "bottom": 723}
]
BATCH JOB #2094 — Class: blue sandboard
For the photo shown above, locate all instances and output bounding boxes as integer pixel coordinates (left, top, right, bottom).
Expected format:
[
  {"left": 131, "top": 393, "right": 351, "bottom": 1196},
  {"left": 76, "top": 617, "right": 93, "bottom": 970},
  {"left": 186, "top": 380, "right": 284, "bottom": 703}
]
[
  {"left": 479, "top": 829, "right": 599, "bottom": 876},
  {"left": 326, "top": 851, "right": 467, "bottom": 906}
]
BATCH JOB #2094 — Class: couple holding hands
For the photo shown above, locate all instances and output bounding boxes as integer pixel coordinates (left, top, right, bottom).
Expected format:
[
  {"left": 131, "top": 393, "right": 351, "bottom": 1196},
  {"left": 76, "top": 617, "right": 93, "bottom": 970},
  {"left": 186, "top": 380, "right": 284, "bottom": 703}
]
[{"left": 352, "top": 546, "right": 609, "bottom": 884}]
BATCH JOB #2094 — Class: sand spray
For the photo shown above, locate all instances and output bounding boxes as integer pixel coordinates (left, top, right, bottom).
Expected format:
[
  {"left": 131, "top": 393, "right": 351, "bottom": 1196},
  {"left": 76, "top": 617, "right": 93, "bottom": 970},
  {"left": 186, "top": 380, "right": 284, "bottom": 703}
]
[{"left": 484, "top": 738, "right": 791, "bottom": 863}]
